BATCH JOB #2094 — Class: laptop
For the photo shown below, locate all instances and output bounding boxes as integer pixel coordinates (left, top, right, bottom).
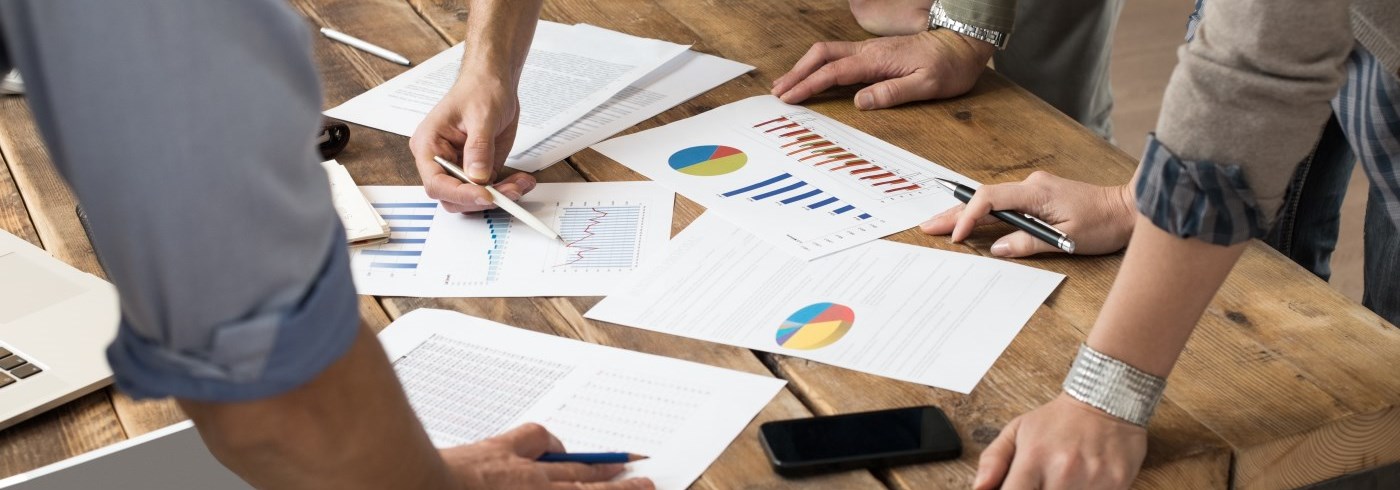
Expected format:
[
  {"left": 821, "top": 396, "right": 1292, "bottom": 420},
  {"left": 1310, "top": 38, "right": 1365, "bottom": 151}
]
[
  {"left": 0, "top": 421, "right": 249, "bottom": 489},
  {"left": 0, "top": 229, "right": 119, "bottom": 431}
]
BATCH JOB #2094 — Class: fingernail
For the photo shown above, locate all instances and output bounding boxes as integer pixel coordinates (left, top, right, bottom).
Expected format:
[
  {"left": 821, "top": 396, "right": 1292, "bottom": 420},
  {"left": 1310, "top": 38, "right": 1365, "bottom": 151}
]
[
  {"left": 520, "top": 180, "right": 536, "bottom": 193},
  {"left": 973, "top": 472, "right": 985, "bottom": 488},
  {"left": 502, "top": 190, "right": 522, "bottom": 201},
  {"left": 856, "top": 93, "right": 873, "bottom": 110},
  {"left": 991, "top": 241, "right": 1011, "bottom": 256},
  {"left": 467, "top": 162, "right": 491, "bottom": 182},
  {"left": 475, "top": 196, "right": 493, "bottom": 206}
]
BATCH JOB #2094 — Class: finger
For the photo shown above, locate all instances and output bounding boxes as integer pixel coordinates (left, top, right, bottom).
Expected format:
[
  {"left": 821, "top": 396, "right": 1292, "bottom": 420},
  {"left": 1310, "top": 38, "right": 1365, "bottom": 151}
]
[
  {"left": 493, "top": 423, "right": 560, "bottom": 458},
  {"left": 552, "top": 477, "right": 655, "bottom": 490},
  {"left": 990, "top": 230, "right": 1065, "bottom": 258},
  {"left": 950, "top": 183, "right": 1044, "bottom": 243},
  {"left": 540, "top": 463, "right": 626, "bottom": 483},
  {"left": 778, "top": 51, "right": 872, "bottom": 104},
  {"left": 1001, "top": 454, "right": 1044, "bottom": 490},
  {"left": 491, "top": 172, "right": 538, "bottom": 202},
  {"left": 974, "top": 418, "right": 1020, "bottom": 490},
  {"left": 460, "top": 118, "right": 499, "bottom": 185},
  {"left": 855, "top": 72, "right": 940, "bottom": 110},
  {"left": 423, "top": 172, "right": 492, "bottom": 210},
  {"left": 772, "top": 41, "right": 860, "bottom": 97},
  {"left": 919, "top": 204, "right": 998, "bottom": 235}
]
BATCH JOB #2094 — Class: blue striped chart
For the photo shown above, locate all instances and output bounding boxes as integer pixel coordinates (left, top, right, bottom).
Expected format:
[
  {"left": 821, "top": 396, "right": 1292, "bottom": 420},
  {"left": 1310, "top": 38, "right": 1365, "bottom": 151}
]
[
  {"left": 719, "top": 173, "right": 873, "bottom": 221},
  {"left": 361, "top": 202, "right": 438, "bottom": 271}
]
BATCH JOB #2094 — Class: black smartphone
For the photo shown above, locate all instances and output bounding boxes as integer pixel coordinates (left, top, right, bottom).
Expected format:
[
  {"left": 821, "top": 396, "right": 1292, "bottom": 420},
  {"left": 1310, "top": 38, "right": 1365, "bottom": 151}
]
[{"left": 759, "top": 405, "right": 961, "bottom": 477}]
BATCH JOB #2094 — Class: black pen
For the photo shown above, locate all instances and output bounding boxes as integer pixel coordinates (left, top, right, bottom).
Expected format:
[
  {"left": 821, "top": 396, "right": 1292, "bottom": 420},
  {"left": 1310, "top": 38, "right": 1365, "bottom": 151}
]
[{"left": 933, "top": 178, "right": 1076, "bottom": 254}]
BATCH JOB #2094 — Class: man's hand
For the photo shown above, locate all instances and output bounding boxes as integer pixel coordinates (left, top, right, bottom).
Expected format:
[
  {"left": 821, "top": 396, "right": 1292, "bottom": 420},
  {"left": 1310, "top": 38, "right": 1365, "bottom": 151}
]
[
  {"left": 445, "top": 423, "right": 654, "bottom": 490},
  {"left": 848, "top": 0, "right": 935, "bottom": 36},
  {"left": 920, "top": 171, "right": 1136, "bottom": 257},
  {"left": 409, "top": 74, "right": 536, "bottom": 214},
  {"left": 975, "top": 394, "right": 1147, "bottom": 490},
  {"left": 770, "top": 29, "right": 994, "bottom": 110}
]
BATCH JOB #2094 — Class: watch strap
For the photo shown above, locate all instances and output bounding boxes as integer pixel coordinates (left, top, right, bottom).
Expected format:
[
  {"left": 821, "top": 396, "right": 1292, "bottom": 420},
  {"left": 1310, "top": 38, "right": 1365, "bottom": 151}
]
[
  {"left": 1062, "top": 344, "right": 1166, "bottom": 427},
  {"left": 927, "top": 0, "right": 1010, "bottom": 50}
]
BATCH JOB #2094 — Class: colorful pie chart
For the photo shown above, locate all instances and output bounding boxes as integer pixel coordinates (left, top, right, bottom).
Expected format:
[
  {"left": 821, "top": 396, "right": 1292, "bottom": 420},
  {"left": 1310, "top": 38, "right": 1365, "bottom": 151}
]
[
  {"left": 776, "top": 302, "right": 854, "bottom": 350},
  {"left": 668, "top": 145, "right": 747, "bottom": 176}
]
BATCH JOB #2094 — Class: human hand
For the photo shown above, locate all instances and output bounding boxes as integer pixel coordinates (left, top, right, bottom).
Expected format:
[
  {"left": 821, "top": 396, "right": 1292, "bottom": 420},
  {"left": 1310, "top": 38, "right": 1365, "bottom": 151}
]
[
  {"left": 975, "top": 394, "right": 1147, "bottom": 490},
  {"left": 410, "top": 73, "right": 536, "bottom": 214},
  {"left": 921, "top": 171, "right": 1136, "bottom": 257},
  {"left": 443, "top": 423, "right": 654, "bottom": 490},
  {"left": 770, "top": 29, "right": 994, "bottom": 110}
]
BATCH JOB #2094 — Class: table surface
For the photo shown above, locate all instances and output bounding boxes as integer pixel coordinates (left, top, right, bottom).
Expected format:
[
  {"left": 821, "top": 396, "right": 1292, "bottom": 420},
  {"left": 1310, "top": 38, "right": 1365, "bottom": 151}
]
[{"left": 2, "top": 1, "right": 1399, "bottom": 488}]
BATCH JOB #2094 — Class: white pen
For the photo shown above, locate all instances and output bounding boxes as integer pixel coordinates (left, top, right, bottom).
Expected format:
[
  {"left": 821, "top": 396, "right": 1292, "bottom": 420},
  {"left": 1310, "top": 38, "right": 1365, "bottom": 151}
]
[
  {"left": 432, "top": 156, "right": 566, "bottom": 244},
  {"left": 320, "top": 27, "right": 411, "bottom": 67}
]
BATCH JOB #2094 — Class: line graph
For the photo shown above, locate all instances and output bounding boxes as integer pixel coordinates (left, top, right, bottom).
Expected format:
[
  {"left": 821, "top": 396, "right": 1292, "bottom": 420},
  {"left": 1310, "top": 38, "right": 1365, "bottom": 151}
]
[{"left": 552, "top": 203, "right": 645, "bottom": 270}]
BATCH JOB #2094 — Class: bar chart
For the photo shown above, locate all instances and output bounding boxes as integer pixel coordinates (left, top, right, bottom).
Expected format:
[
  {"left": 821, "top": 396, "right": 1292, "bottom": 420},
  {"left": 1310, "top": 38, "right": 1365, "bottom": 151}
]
[
  {"left": 754, "top": 112, "right": 934, "bottom": 203},
  {"left": 357, "top": 201, "right": 438, "bottom": 273},
  {"left": 719, "top": 173, "right": 873, "bottom": 220}
]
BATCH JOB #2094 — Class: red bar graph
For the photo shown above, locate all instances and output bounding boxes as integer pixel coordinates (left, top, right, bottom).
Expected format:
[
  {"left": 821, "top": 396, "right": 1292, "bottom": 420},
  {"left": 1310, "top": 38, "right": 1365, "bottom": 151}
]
[{"left": 754, "top": 114, "right": 927, "bottom": 198}]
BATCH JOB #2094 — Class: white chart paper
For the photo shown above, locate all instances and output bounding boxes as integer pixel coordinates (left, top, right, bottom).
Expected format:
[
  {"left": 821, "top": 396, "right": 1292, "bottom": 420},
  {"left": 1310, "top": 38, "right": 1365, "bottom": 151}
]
[
  {"left": 587, "top": 214, "right": 1064, "bottom": 393},
  {"left": 591, "top": 95, "right": 974, "bottom": 260},
  {"left": 323, "top": 22, "right": 711, "bottom": 170},
  {"left": 350, "top": 182, "right": 673, "bottom": 297},
  {"left": 380, "top": 309, "right": 786, "bottom": 490}
]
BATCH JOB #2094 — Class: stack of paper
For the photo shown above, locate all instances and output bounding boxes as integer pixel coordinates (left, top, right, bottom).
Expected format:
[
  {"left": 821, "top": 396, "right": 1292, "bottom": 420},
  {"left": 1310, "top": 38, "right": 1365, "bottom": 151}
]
[
  {"left": 325, "top": 21, "right": 753, "bottom": 172},
  {"left": 321, "top": 160, "right": 390, "bottom": 246},
  {"left": 0, "top": 70, "right": 22, "bottom": 95}
]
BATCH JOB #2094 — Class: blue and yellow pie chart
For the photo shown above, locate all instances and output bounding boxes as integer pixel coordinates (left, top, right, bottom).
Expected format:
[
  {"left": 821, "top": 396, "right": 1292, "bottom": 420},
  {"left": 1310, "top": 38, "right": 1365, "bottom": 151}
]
[{"left": 668, "top": 145, "right": 747, "bottom": 176}]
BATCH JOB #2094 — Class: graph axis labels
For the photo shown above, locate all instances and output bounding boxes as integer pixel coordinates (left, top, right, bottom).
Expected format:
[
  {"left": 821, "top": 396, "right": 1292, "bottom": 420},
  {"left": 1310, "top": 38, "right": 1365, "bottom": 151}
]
[
  {"left": 776, "top": 302, "right": 855, "bottom": 350},
  {"left": 669, "top": 145, "right": 748, "bottom": 176}
]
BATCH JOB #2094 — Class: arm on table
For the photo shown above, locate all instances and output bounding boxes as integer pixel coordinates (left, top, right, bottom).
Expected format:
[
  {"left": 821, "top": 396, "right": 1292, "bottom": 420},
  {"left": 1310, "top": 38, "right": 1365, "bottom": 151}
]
[
  {"left": 772, "top": 0, "right": 1011, "bottom": 110},
  {"left": 409, "top": 0, "right": 545, "bottom": 214}
]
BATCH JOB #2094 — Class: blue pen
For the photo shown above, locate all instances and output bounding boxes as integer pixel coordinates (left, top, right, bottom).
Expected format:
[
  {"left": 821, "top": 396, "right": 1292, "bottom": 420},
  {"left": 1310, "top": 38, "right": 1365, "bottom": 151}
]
[{"left": 537, "top": 452, "right": 649, "bottom": 464}]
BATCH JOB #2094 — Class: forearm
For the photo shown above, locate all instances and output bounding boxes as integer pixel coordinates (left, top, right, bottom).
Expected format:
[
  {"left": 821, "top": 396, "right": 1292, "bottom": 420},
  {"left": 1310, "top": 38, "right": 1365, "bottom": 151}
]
[
  {"left": 1086, "top": 215, "right": 1246, "bottom": 377},
  {"left": 181, "top": 325, "right": 457, "bottom": 489},
  {"left": 463, "top": 0, "right": 544, "bottom": 82}
]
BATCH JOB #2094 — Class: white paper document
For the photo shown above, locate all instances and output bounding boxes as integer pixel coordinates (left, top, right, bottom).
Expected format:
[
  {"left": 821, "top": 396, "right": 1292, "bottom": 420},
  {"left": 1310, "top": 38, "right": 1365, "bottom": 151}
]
[
  {"left": 380, "top": 309, "right": 786, "bottom": 490},
  {"left": 591, "top": 95, "right": 974, "bottom": 260},
  {"left": 586, "top": 214, "right": 1064, "bottom": 393},
  {"left": 322, "top": 160, "right": 390, "bottom": 246},
  {"left": 324, "top": 22, "right": 712, "bottom": 170},
  {"left": 350, "top": 182, "right": 673, "bottom": 297}
]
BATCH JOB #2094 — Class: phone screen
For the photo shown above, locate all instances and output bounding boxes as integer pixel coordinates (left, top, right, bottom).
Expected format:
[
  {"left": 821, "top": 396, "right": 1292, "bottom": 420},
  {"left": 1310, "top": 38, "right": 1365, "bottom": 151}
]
[{"left": 761, "top": 406, "right": 960, "bottom": 470}]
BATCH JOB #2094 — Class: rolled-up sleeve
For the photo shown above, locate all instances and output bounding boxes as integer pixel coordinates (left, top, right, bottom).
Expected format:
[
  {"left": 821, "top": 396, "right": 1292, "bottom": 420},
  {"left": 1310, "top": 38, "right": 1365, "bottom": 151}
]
[
  {"left": 1146, "top": 0, "right": 1353, "bottom": 244},
  {"left": 0, "top": 1, "right": 360, "bottom": 402}
]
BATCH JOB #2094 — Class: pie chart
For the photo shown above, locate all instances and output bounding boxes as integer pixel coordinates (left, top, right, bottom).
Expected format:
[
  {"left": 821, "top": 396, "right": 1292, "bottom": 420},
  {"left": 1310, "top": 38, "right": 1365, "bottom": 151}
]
[
  {"left": 776, "top": 302, "right": 854, "bottom": 350},
  {"left": 668, "top": 145, "right": 747, "bottom": 176}
]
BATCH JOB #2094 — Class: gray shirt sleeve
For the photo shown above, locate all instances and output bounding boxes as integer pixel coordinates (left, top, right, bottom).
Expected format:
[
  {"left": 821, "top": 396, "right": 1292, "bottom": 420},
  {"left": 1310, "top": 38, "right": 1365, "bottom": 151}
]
[{"left": 0, "top": 0, "right": 361, "bottom": 401}]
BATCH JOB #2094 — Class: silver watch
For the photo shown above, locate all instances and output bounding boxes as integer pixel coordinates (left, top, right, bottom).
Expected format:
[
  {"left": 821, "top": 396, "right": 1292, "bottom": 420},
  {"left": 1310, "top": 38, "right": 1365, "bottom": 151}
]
[
  {"left": 926, "top": 0, "right": 1010, "bottom": 50},
  {"left": 1062, "top": 344, "right": 1166, "bottom": 427}
]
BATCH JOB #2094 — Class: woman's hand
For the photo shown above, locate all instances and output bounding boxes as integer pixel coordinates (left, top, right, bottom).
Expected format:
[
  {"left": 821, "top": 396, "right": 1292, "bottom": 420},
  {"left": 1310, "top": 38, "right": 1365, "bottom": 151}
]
[{"left": 921, "top": 171, "right": 1136, "bottom": 257}]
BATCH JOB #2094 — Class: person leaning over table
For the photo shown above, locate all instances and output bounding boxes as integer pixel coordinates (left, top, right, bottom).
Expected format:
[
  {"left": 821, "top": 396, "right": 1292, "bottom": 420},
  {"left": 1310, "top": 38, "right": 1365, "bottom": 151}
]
[
  {"left": 919, "top": 0, "right": 1400, "bottom": 487},
  {"left": 0, "top": 1, "right": 650, "bottom": 489}
]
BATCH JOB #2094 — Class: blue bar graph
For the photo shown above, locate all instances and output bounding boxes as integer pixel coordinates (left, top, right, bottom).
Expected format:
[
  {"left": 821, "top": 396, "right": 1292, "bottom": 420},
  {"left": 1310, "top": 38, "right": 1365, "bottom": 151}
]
[
  {"left": 719, "top": 174, "right": 877, "bottom": 222},
  {"left": 806, "top": 197, "right": 839, "bottom": 209},
  {"left": 857, "top": 213, "right": 872, "bottom": 220},
  {"left": 361, "top": 250, "right": 423, "bottom": 257},
  {"left": 833, "top": 205, "right": 855, "bottom": 214},
  {"left": 369, "top": 262, "right": 418, "bottom": 269},
  {"left": 362, "top": 201, "right": 437, "bottom": 271},
  {"left": 372, "top": 202, "right": 438, "bottom": 208},
  {"left": 484, "top": 209, "right": 510, "bottom": 282}
]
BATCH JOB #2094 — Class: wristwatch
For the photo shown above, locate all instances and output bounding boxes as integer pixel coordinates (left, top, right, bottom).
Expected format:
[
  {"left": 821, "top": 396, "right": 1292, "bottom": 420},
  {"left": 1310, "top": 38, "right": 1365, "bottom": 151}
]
[
  {"left": 926, "top": 0, "right": 1010, "bottom": 50},
  {"left": 1062, "top": 344, "right": 1166, "bottom": 427}
]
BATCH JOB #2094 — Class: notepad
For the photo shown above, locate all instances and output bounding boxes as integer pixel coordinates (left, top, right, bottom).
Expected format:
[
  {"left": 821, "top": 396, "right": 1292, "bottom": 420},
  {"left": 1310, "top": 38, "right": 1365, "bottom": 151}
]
[{"left": 321, "top": 160, "right": 390, "bottom": 246}]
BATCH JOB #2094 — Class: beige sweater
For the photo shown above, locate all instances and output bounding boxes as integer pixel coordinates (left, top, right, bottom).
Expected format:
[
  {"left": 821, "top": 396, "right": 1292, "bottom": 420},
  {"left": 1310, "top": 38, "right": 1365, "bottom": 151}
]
[{"left": 1156, "top": 0, "right": 1398, "bottom": 222}]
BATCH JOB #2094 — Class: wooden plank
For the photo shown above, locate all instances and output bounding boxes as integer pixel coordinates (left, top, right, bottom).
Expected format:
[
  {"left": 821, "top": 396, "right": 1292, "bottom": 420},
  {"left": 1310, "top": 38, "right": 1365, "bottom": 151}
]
[{"left": 304, "top": 1, "right": 884, "bottom": 487}]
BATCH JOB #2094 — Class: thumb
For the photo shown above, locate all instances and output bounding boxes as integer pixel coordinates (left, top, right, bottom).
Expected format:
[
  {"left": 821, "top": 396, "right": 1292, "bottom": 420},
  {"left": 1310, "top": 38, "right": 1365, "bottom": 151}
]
[
  {"left": 461, "top": 120, "right": 498, "bottom": 185},
  {"left": 989, "top": 230, "right": 1064, "bottom": 258},
  {"left": 855, "top": 73, "right": 938, "bottom": 110},
  {"left": 974, "top": 417, "right": 1021, "bottom": 490}
]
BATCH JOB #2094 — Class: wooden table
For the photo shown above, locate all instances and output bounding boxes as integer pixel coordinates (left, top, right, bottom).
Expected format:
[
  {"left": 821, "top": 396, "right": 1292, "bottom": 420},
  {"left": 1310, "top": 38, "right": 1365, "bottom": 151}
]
[{"left": 2, "top": 1, "right": 1399, "bottom": 488}]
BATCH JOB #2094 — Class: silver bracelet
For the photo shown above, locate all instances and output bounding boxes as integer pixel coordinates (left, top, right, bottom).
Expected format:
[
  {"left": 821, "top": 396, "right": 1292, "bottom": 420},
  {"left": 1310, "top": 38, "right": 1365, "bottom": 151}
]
[
  {"left": 926, "top": 0, "right": 1010, "bottom": 50},
  {"left": 1062, "top": 344, "right": 1166, "bottom": 427}
]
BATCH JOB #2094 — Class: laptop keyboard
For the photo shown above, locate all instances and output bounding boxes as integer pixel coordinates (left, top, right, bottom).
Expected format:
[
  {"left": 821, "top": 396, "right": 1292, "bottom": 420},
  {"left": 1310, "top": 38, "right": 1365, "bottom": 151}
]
[{"left": 0, "top": 346, "right": 43, "bottom": 389}]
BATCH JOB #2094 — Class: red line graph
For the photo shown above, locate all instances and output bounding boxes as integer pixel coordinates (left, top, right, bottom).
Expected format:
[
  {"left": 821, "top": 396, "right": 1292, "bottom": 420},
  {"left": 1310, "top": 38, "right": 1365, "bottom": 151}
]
[{"left": 559, "top": 207, "right": 607, "bottom": 267}]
